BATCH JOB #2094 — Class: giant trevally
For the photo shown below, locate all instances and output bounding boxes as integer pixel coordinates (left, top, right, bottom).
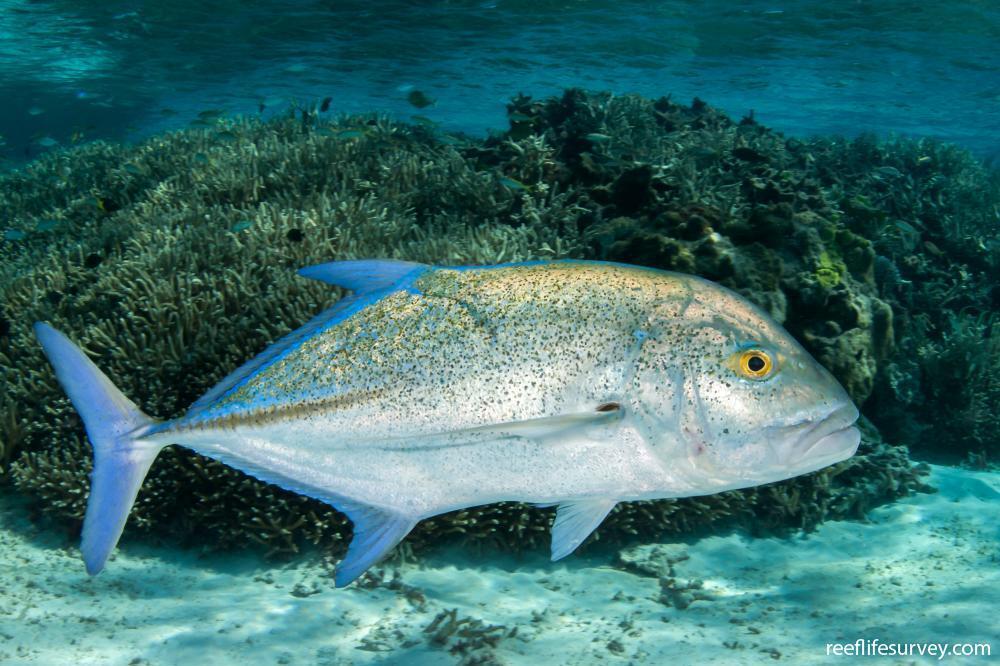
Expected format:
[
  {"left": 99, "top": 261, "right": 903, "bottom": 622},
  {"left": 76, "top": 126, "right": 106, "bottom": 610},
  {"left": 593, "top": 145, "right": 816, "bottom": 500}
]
[{"left": 34, "top": 259, "right": 860, "bottom": 586}]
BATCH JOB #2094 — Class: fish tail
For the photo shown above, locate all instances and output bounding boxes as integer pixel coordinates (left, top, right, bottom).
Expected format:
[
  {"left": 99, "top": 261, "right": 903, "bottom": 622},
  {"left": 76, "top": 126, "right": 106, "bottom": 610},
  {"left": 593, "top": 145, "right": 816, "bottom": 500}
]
[{"left": 34, "top": 322, "right": 164, "bottom": 575}]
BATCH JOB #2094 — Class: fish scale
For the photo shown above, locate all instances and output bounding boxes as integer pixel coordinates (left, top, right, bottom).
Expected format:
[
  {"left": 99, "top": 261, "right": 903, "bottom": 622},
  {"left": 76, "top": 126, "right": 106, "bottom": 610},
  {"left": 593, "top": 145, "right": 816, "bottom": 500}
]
[
  {"left": 33, "top": 258, "right": 860, "bottom": 587},
  {"left": 193, "top": 263, "right": 659, "bottom": 438}
]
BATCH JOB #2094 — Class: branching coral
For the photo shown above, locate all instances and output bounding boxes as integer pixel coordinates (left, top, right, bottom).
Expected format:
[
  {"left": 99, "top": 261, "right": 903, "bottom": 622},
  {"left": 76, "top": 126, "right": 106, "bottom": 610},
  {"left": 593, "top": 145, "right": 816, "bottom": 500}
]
[{"left": 2, "top": 92, "right": 973, "bottom": 565}]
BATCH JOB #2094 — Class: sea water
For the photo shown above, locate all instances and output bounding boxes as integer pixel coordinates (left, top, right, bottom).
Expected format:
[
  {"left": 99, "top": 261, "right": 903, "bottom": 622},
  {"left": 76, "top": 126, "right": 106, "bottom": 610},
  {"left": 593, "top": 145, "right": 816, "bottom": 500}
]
[{"left": 0, "top": 2, "right": 997, "bottom": 664}]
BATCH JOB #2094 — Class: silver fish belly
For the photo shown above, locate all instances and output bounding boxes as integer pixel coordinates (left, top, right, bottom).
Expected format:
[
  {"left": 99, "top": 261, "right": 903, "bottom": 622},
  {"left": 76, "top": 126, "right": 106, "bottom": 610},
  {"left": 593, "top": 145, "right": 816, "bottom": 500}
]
[{"left": 35, "top": 259, "right": 860, "bottom": 586}]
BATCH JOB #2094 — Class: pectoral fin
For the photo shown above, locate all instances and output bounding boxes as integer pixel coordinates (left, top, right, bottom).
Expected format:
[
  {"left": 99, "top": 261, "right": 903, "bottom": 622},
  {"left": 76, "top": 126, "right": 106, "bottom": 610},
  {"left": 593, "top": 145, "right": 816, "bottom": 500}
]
[
  {"left": 445, "top": 403, "right": 624, "bottom": 444},
  {"left": 550, "top": 498, "right": 617, "bottom": 561}
]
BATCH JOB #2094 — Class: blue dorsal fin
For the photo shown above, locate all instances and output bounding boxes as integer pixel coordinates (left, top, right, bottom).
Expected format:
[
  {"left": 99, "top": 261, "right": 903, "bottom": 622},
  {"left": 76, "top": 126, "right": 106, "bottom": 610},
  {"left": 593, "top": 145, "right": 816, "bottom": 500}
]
[
  {"left": 297, "top": 259, "right": 427, "bottom": 294},
  {"left": 187, "top": 259, "right": 428, "bottom": 413},
  {"left": 550, "top": 498, "right": 617, "bottom": 561}
]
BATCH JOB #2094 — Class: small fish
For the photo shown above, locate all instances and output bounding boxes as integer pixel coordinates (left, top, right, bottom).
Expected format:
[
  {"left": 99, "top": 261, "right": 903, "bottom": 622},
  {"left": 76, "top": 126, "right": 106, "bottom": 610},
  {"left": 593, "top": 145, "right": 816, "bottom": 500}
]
[
  {"left": 731, "top": 146, "right": 767, "bottom": 163},
  {"left": 410, "top": 115, "right": 438, "bottom": 127},
  {"left": 284, "top": 63, "right": 308, "bottom": 73},
  {"left": 159, "top": 108, "right": 179, "bottom": 116},
  {"left": 585, "top": 133, "right": 612, "bottom": 143},
  {"left": 230, "top": 220, "right": 253, "bottom": 232},
  {"left": 319, "top": 97, "right": 332, "bottom": 113},
  {"left": 193, "top": 152, "right": 209, "bottom": 164},
  {"left": 498, "top": 175, "right": 528, "bottom": 191},
  {"left": 35, "top": 219, "right": 61, "bottom": 232},
  {"left": 34, "top": 260, "right": 859, "bottom": 587},
  {"left": 216, "top": 130, "right": 238, "bottom": 142},
  {"left": 406, "top": 90, "right": 436, "bottom": 109},
  {"left": 198, "top": 109, "right": 226, "bottom": 119},
  {"left": 260, "top": 96, "right": 283, "bottom": 111},
  {"left": 924, "top": 240, "right": 944, "bottom": 256},
  {"left": 70, "top": 131, "right": 86, "bottom": 144},
  {"left": 28, "top": 106, "right": 45, "bottom": 116},
  {"left": 509, "top": 112, "right": 533, "bottom": 123},
  {"left": 35, "top": 136, "right": 58, "bottom": 148},
  {"left": 333, "top": 129, "right": 365, "bottom": 139},
  {"left": 123, "top": 163, "right": 142, "bottom": 175},
  {"left": 872, "top": 166, "right": 902, "bottom": 179},
  {"left": 3, "top": 229, "right": 26, "bottom": 241}
]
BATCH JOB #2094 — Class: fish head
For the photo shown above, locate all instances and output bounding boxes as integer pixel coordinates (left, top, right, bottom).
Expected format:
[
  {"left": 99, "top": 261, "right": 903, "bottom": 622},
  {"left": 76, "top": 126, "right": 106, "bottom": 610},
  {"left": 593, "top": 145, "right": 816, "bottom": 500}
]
[{"left": 639, "top": 276, "right": 861, "bottom": 493}]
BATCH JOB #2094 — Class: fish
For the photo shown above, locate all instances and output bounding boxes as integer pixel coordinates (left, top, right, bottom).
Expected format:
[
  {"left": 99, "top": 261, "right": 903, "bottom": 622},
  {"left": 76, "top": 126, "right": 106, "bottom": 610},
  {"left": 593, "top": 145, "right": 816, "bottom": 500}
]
[
  {"left": 406, "top": 90, "right": 436, "bottom": 109},
  {"left": 498, "top": 175, "right": 528, "bottom": 191},
  {"left": 872, "top": 166, "right": 903, "bottom": 179},
  {"left": 332, "top": 129, "right": 365, "bottom": 140},
  {"left": 319, "top": 97, "right": 332, "bottom": 113},
  {"left": 35, "top": 219, "right": 61, "bottom": 232},
  {"left": 34, "top": 259, "right": 860, "bottom": 587},
  {"left": 410, "top": 115, "right": 438, "bottom": 127}
]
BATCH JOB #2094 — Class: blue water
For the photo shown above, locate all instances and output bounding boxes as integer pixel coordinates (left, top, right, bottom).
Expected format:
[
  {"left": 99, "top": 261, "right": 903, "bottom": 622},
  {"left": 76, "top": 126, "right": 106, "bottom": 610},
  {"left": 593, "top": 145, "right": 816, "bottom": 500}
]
[
  {"left": 1, "top": 0, "right": 998, "bottom": 166},
  {"left": 1, "top": 3, "right": 998, "bottom": 664}
]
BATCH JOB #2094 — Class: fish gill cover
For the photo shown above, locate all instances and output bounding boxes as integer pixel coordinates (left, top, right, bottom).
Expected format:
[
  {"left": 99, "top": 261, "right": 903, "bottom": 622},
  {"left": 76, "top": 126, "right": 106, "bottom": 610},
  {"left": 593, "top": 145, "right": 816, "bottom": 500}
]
[{"left": 2, "top": 89, "right": 997, "bottom": 563}]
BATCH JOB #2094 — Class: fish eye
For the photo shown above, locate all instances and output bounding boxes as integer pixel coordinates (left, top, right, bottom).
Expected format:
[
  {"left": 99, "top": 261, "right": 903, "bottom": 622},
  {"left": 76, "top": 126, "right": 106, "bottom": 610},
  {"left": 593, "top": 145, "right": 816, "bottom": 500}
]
[{"left": 728, "top": 348, "right": 776, "bottom": 381}]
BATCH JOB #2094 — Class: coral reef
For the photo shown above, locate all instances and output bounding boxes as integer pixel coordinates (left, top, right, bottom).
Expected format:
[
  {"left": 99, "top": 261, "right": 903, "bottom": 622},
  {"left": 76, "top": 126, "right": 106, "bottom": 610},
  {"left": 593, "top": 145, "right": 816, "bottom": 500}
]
[
  {"left": 4, "top": 88, "right": 989, "bottom": 564},
  {"left": 801, "top": 135, "right": 1000, "bottom": 461}
]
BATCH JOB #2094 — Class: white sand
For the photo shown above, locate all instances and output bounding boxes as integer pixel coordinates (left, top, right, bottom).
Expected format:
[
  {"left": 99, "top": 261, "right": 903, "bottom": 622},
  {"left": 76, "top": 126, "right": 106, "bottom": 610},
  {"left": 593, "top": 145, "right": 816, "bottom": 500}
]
[{"left": 1, "top": 463, "right": 996, "bottom": 665}]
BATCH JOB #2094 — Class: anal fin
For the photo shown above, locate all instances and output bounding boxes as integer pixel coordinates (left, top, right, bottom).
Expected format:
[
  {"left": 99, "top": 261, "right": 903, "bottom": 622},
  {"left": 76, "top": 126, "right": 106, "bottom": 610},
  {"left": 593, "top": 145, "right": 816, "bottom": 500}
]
[
  {"left": 335, "top": 500, "right": 416, "bottom": 587},
  {"left": 551, "top": 499, "right": 617, "bottom": 561}
]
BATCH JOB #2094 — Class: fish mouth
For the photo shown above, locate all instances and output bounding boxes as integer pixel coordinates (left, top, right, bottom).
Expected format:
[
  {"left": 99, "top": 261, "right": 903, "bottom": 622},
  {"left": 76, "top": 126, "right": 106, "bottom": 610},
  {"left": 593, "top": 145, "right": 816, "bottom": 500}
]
[{"left": 783, "top": 403, "right": 861, "bottom": 472}]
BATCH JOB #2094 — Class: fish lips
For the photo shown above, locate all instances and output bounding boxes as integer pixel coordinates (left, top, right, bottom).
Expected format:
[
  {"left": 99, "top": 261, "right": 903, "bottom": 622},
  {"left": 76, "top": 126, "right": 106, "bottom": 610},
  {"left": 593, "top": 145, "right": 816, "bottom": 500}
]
[{"left": 779, "top": 403, "right": 861, "bottom": 473}]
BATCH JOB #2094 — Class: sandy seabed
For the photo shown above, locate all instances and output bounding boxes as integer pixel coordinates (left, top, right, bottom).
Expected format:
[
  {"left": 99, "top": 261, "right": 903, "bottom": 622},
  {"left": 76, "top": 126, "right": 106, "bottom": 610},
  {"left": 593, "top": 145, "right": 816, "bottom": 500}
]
[{"left": 1, "top": 464, "right": 996, "bottom": 665}]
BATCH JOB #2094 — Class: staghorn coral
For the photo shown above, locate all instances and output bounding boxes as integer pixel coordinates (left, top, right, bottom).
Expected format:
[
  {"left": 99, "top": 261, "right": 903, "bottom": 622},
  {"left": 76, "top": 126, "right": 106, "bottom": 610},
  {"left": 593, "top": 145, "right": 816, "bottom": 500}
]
[{"left": 0, "top": 92, "right": 959, "bottom": 565}]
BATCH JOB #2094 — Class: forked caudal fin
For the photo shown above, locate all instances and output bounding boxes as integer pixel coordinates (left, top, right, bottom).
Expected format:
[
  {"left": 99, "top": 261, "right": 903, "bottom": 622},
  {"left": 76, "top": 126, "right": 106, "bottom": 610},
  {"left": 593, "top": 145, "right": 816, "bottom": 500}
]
[{"left": 34, "top": 322, "right": 164, "bottom": 575}]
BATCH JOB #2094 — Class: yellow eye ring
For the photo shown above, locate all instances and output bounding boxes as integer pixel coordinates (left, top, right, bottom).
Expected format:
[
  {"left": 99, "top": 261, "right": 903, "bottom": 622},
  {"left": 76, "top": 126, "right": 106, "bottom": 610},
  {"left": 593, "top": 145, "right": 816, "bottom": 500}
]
[{"left": 737, "top": 349, "right": 773, "bottom": 380}]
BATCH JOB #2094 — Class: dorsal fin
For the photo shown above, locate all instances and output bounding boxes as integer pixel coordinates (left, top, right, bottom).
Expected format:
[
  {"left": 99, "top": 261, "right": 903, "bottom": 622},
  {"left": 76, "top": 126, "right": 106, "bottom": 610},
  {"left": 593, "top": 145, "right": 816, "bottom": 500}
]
[
  {"left": 188, "top": 259, "right": 428, "bottom": 412},
  {"left": 297, "top": 259, "right": 426, "bottom": 293}
]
